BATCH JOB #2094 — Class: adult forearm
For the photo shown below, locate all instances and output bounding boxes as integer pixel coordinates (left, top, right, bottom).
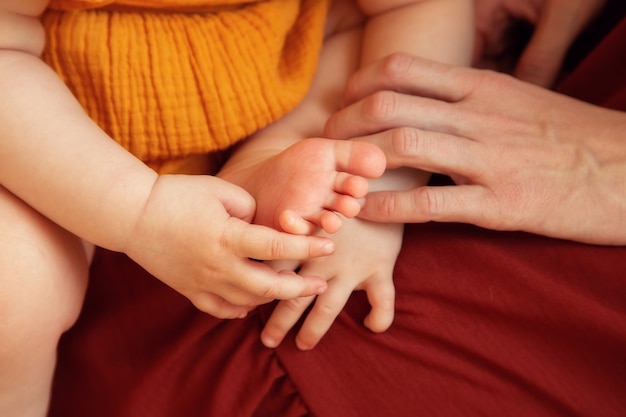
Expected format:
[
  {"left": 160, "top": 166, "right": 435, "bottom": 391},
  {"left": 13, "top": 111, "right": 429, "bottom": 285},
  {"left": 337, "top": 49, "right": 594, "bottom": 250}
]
[{"left": 0, "top": 51, "right": 157, "bottom": 251}]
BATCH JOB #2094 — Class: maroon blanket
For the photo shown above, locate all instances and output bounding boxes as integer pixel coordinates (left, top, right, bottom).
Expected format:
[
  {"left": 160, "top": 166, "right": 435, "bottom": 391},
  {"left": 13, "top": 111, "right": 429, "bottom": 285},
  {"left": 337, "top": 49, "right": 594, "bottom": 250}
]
[{"left": 50, "top": 11, "right": 626, "bottom": 417}]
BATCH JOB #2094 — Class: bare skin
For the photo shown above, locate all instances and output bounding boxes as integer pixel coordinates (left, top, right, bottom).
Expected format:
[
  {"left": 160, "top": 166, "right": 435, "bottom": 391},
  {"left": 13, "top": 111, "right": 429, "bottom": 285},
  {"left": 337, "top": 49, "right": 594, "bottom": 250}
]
[
  {"left": 325, "top": 53, "right": 626, "bottom": 245},
  {"left": 226, "top": 0, "right": 475, "bottom": 350},
  {"left": 220, "top": 138, "right": 386, "bottom": 235},
  {"left": 0, "top": 1, "right": 395, "bottom": 415}
]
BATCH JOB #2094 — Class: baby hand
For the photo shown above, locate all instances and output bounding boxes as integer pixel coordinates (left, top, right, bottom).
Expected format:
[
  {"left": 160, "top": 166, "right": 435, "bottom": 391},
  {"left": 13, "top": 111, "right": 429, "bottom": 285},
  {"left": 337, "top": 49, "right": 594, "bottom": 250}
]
[
  {"left": 260, "top": 218, "right": 403, "bottom": 349},
  {"left": 123, "top": 174, "right": 335, "bottom": 319}
]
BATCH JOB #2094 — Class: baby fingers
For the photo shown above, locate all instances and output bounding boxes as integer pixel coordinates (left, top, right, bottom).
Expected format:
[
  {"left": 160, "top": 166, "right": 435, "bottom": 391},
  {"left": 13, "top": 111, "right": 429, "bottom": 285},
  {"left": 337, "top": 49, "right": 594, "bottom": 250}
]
[
  {"left": 190, "top": 292, "right": 250, "bottom": 319},
  {"left": 261, "top": 295, "right": 316, "bottom": 348},
  {"left": 363, "top": 278, "right": 395, "bottom": 333},
  {"left": 293, "top": 282, "right": 355, "bottom": 350},
  {"left": 226, "top": 218, "right": 335, "bottom": 260}
]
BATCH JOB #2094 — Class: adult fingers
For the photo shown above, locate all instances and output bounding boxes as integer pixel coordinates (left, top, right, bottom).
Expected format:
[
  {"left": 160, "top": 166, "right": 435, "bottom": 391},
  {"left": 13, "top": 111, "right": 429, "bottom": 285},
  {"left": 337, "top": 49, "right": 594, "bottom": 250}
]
[
  {"left": 327, "top": 91, "right": 467, "bottom": 140},
  {"left": 358, "top": 184, "right": 500, "bottom": 225},
  {"left": 336, "top": 53, "right": 470, "bottom": 109},
  {"left": 354, "top": 127, "right": 481, "bottom": 176}
]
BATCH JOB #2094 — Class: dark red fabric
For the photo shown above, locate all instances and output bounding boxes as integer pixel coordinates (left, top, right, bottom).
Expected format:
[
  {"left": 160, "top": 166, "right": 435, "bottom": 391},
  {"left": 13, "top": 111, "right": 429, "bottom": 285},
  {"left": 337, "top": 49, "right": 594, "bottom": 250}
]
[
  {"left": 272, "top": 224, "right": 626, "bottom": 417},
  {"left": 49, "top": 249, "right": 311, "bottom": 417},
  {"left": 50, "top": 12, "right": 626, "bottom": 417},
  {"left": 557, "top": 16, "right": 626, "bottom": 109}
]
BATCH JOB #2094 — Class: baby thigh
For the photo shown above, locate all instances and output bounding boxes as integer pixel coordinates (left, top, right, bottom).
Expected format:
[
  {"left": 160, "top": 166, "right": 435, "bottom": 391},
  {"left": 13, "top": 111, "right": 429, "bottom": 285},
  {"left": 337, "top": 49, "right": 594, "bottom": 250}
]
[{"left": 0, "top": 185, "right": 89, "bottom": 416}]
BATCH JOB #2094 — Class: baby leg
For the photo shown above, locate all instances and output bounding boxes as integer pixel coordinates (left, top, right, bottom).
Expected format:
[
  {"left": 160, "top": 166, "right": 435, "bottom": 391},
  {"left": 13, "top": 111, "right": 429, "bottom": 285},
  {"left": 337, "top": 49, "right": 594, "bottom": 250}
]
[{"left": 0, "top": 186, "right": 89, "bottom": 417}]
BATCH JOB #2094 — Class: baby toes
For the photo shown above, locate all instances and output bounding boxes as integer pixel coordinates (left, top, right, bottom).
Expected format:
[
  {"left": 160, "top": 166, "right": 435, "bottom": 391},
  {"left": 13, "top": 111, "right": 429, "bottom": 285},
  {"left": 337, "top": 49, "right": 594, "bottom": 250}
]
[
  {"left": 335, "top": 140, "right": 386, "bottom": 179},
  {"left": 327, "top": 193, "right": 362, "bottom": 220},
  {"left": 334, "top": 172, "right": 369, "bottom": 199}
]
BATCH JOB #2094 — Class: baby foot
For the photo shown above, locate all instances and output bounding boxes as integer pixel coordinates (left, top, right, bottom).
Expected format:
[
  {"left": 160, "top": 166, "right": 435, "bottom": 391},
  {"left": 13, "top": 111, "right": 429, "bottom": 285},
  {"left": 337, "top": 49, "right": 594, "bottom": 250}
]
[{"left": 251, "top": 138, "right": 385, "bottom": 234}]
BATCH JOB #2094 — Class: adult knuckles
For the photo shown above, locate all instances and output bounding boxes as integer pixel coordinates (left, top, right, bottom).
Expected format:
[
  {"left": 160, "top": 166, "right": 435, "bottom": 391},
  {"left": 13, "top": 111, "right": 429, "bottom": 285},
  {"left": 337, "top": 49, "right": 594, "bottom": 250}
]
[
  {"left": 413, "top": 187, "right": 445, "bottom": 220},
  {"left": 388, "top": 127, "right": 423, "bottom": 165},
  {"left": 369, "top": 184, "right": 444, "bottom": 221},
  {"left": 341, "top": 52, "right": 415, "bottom": 108},
  {"left": 361, "top": 90, "right": 400, "bottom": 124},
  {"left": 465, "top": 66, "right": 507, "bottom": 93},
  {"left": 378, "top": 52, "right": 419, "bottom": 86},
  {"left": 368, "top": 190, "right": 401, "bottom": 219},
  {"left": 368, "top": 189, "right": 414, "bottom": 222}
]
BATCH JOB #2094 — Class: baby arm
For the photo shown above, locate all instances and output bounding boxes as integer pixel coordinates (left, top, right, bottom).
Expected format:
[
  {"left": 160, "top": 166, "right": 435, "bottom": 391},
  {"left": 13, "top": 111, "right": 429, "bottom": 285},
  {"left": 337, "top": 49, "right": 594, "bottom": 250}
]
[{"left": 0, "top": 1, "right": 336, "bottom": 319}]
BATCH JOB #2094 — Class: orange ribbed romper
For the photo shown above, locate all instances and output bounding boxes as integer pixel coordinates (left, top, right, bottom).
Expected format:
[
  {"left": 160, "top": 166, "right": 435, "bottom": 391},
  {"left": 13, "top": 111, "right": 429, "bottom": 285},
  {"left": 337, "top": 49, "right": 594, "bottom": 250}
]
[{"left": 42, "top": 0, "right": 330, "bottom": 173}]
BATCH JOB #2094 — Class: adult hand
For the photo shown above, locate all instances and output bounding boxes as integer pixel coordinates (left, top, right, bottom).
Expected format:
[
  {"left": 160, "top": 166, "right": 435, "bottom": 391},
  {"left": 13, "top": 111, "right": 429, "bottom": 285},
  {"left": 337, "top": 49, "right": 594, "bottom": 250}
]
[
  {"left": 124, "top": 174, "right": 334, "bottom": 319},
  {"left": 474, "top": 0, "right": 606, "bottom": 87},
  {"left": 324, "top": 54, "right": 626, "bottom": 245}
]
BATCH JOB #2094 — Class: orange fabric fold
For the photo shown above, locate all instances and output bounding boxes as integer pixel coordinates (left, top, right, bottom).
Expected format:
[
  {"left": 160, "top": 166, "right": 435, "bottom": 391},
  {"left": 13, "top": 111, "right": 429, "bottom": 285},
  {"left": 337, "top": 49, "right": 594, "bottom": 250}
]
[
  {"left": 42, "top": 0, "right": 330, "bottom": 170},
  {"left": 48, "top": 0, "right": 261, "bottom": 12}
]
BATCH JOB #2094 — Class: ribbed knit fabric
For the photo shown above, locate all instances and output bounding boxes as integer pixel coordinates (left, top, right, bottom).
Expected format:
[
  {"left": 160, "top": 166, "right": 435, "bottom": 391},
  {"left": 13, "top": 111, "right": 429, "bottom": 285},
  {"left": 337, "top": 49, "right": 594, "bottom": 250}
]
[
  {"left": 48, "top": 1, "right": 260, "bottom": 11},
  {"left": 42, "top": 0, "right": 330, "bottom": 170}
]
